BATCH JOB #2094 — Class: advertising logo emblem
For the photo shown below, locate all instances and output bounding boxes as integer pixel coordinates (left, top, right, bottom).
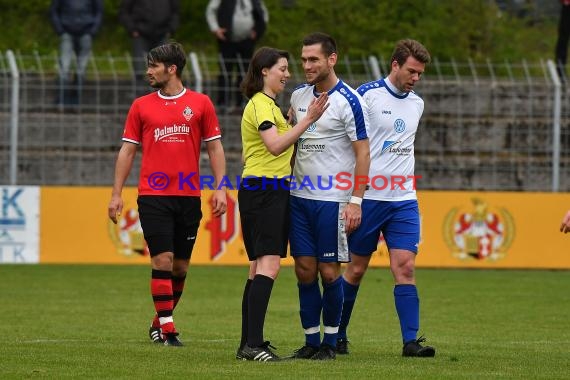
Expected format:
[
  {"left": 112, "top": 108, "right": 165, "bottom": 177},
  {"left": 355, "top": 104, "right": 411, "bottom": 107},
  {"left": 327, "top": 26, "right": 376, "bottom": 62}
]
[
  {"left": 205, "top": 193, "right": 238, "bottom": 261},
  {"left": 381, "top": 140, "right": 401, "bottom": 154},
  {"left": 0, "top": 187, "right": 39, "bottom": 263},
  {"left": 443, "top": 198, "right": 515, "bottom": 261},
  {"left": 183, "top": 106, "right": 194, "bottom": 121},
  {"left": 306, "top": 122, "right": 317, "bottom": 133},
  {"left": 394, "top": 118, "right": 406, "bottom": 133},
  {"left": 108, "top": 207, "right": 149, "bottom": 257}
]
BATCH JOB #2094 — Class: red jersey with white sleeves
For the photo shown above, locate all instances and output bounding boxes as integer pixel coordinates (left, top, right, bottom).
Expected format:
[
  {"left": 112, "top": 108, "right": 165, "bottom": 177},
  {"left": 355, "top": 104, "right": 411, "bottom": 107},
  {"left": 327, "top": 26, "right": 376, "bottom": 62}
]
[{"left": 122, "top": 88, "right": 221, "bottom": 196}]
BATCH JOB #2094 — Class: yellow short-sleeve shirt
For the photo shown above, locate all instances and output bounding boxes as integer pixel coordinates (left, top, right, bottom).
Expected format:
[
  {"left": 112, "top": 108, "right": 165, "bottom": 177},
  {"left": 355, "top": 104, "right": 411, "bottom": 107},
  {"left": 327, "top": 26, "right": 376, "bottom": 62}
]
[{"left": 241, "top": 92, "right": 293, "bottom": 178}]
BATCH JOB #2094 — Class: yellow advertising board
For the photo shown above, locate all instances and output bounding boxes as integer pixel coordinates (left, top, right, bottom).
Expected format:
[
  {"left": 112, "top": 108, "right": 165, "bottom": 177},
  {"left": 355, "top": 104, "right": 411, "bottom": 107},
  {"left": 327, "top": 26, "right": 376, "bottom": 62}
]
[
  {"left": 40, "top": 187, "right": 260, "bottom": 266},
  {"left": 41, "top": 187, "right": 147, "bottom": 264},
  {"left": 414, "top": 191, "right": 570, "bottom": 269},
  {"left": 40, "top": 188, "right": 570, "bottom": 268}
]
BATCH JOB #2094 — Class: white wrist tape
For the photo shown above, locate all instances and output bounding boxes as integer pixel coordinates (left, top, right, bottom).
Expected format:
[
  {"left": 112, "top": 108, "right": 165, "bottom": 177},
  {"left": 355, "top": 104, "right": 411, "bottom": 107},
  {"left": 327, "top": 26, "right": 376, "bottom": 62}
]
[{"left": 349, "top": 196, "right": 363, "bottom": 206}]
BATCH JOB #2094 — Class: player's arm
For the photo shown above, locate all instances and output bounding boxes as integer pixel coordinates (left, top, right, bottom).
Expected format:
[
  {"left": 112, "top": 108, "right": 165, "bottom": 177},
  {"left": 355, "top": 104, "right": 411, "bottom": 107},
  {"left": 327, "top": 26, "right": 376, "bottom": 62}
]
[
  {"left": 286, "top": 106, "right": 298, "bottom": 170},
  {"left": 351, "top": 138, "right": 370, "bottom": 199},
  {"left": 286, "top": 106, "right": 296, "bottom": 125},
  {"left": 108, "top": 142, "right": 137, "bottom": 224},
  {"left": 260, "top": 93, "right": 328, "bottom": 156},
  {"left": 206, "top": 138, "right": 227, "bottom": 217},
  {"left": 560, "top": 210, "right": 570, "bottom": 233},
  {"left": 343, "top": 138, "right": 370, "bottom": 234}
]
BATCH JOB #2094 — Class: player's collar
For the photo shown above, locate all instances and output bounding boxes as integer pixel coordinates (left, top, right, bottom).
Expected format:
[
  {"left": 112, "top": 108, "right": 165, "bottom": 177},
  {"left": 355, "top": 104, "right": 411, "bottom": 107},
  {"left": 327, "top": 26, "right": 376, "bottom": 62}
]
[
  {"left": 384, "top": 78, "right": 406, "bottom": 95},
  {"left": 158, "top": 87, "right": 187, "bottom": 99},
  {"left": 260, "top": 91, "right": 280, "bottom": 107},
  {"left": 261, "top": 92, "right": 276, "bottom": 101},
  {"left": 382, "top": 78, "right": 409, "bottom": 99},
  {"left": 312, "top": 79, "right": 342, "bottom": 97}
]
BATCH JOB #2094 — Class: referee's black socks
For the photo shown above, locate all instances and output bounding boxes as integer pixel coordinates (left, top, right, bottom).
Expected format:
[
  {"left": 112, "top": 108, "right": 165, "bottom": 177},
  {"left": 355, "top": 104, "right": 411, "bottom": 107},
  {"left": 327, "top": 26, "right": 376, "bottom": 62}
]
[
  {"left": 239, "top": 279, "right": 253, "bottom": 349},
  {"left": 247, "top": 274, "right": 274, "bottom": 347}
]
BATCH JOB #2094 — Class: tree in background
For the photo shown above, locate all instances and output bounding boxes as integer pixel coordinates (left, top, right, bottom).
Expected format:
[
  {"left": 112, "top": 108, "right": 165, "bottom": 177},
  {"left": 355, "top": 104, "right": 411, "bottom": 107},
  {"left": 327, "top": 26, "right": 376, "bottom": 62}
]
[{"left": 0, "top": 0, "right": 560, "bottom": 64}]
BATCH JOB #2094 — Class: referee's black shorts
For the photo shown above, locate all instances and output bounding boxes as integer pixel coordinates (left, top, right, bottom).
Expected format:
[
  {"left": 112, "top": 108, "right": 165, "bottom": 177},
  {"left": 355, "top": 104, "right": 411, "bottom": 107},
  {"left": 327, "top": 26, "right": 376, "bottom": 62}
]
[
  {"left": 238, "top": 177, "right": 290, "bottom": 261},
  {"left": 137, "top": 195, "right": 202, "bottom": 259}
]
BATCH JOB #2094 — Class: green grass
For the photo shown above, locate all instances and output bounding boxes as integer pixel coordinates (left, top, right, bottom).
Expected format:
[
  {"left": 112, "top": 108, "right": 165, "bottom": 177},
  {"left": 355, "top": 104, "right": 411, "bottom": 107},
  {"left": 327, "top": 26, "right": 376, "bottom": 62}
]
[{"left": 0, "top": 265, "right": 568, "bottom": 379}]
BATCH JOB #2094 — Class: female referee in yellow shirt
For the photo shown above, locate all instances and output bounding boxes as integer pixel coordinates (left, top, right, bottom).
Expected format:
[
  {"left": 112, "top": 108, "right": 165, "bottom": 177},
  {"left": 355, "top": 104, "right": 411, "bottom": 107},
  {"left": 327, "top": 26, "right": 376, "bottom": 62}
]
[{"left": 235, "top": 46, "right": 328, "bottom": 361}]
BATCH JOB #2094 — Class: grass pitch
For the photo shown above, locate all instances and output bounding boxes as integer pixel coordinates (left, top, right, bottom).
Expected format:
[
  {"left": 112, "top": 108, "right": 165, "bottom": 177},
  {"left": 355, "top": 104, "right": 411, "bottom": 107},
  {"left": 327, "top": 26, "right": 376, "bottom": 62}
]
[{"left": 0, "top": 265, "right": 568, "bottom": 379}]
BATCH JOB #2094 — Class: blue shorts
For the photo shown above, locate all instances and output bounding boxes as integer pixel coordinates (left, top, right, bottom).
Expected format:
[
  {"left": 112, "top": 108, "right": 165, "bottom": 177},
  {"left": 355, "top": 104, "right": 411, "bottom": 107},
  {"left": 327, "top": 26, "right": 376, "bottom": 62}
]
[
  {"left": 289, "top": 196, "right": 349, "bottom": 263},
  {"left": 348, "top": 199, "right": 420, "bottom": 255}
]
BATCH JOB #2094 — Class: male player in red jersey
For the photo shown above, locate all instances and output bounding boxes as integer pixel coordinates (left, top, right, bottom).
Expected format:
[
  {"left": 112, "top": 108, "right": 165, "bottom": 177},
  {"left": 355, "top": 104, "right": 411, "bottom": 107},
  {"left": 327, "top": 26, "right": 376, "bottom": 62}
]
[{"left": 108, "top": 41, "right": 227, "bottom": 346}]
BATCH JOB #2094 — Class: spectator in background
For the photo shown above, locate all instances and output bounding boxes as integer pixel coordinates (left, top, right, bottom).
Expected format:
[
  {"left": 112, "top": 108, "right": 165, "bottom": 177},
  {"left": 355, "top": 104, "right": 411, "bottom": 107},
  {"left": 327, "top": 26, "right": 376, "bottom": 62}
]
[
  {"left": 206, "top": 0, "right": 268, "bottom": 111},
  {"left": 50, "top": 0, "right": 103, "bottom": 106},
  {"left": 555, "top": 0, "right": 570, "bottom": 81},
  {"left": 119, "top": 0, "right": 180, "bottom": 95},
  {"left": 560, "top": 210, "right": 570, "bottom": 233}
]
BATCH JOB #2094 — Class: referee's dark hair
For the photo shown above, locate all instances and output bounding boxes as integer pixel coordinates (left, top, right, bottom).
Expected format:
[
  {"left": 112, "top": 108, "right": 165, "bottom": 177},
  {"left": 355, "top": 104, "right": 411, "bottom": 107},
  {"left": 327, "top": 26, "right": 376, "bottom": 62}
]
[
  {"left": 302, "top": 32, "right": 337, "bottom": 57},
  {"left": 241, "top": 47, "right": 290, "bottom": 99},
  {"left": 147, "top": 41, "right": 187, "bottom": 78}
]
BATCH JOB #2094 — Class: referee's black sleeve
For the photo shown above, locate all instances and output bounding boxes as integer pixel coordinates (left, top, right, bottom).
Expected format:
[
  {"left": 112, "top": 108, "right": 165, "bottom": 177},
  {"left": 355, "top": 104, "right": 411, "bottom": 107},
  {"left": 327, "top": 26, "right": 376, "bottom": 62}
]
[{"left": 258, "top": 120, "right": 273, "bottom": 131}]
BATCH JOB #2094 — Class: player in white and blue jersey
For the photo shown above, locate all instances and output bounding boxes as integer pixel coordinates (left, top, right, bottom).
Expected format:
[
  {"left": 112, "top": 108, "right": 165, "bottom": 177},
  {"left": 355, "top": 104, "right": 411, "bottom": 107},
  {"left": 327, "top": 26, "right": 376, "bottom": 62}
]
[
  {"left": 288, "top": 32, "right": 370, "bottom": 360},
  {"left": 338, "top": 39, "right": 436, "bottom": 357}
]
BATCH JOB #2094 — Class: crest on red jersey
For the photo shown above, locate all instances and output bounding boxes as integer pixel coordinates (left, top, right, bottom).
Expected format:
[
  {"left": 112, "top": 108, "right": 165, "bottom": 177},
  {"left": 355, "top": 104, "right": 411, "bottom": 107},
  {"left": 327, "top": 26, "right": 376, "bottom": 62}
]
[{"left": 183, "top": 106, "right": 194, "bottom": 121}]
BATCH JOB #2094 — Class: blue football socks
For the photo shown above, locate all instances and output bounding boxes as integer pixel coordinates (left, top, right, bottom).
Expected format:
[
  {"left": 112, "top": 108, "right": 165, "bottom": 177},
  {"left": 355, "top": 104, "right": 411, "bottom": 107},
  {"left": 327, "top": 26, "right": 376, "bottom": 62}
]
[
  {"left": 322, "top": 276, "right": 343, "bottom": 347},
  {"left": 298, "top": 280, "right": 322, "bottom": 347},
  {"left": 394, "top": 284, "right": 420, "bottom": 344},
  {"left": 338, "top": 276, "right": 360, "bottom": 340}
]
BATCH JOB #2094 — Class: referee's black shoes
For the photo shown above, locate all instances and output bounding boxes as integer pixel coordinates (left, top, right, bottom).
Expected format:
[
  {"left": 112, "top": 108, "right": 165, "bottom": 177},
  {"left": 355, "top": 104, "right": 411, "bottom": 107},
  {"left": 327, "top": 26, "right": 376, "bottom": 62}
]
[
  {"left": 237, "top": 342, "right": 280, "bottom": 362},
  {"left": 402, "top": 336, "right": 436, "bottom": 357}
]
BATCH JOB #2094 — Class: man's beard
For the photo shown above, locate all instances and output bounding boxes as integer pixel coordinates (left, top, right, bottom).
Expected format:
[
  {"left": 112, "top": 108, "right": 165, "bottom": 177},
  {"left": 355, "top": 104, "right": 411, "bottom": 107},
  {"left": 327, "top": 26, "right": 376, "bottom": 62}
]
[
  {"left": 306, "top": 70, "right": 329, "bottom": 85},
  {"left": 149, "top": 68, "right": 169, "bottom": 89},
  {"left": 149, "top": 78, "right": 166, "bottom": 89}
]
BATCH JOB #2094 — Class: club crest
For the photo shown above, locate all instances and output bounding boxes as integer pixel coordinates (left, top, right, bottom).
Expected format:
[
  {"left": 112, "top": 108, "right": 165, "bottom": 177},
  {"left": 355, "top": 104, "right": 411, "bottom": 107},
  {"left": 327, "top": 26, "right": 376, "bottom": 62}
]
[
  {"left": 108, "top": 207, "right": 149, "bottom": 257},
  {"left": 183, "top": 106, "right": 194, "bottom": 121},
  {"left": 443, "top": 198, "right": 515, "bottom": 261}
]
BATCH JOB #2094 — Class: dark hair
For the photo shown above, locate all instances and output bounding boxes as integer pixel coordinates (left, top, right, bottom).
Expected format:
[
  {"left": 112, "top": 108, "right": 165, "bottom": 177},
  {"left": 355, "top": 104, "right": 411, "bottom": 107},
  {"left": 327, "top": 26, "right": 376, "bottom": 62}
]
[
  {"left": 147, "top": 41, "right": 186, "bottom": 78},
  {"left": 390, "top": 39, "right": 431, "bottom": 66},
  {"left": 302, "top": 32, "right": 337, "bottom": 56},
  {"left": 241, "top": 47, "right": 290, "bottom": 99}
]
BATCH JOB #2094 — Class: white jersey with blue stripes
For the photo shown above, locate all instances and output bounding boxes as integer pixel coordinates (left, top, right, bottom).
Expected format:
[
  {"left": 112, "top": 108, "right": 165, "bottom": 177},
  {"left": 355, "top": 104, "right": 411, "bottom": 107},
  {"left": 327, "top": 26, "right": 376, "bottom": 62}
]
[
  {"left": 357, "top": 77, "right": 424, "bottom": 201},
  {"left": 290, "top": 80, "right": 369, "bottom": 201}
]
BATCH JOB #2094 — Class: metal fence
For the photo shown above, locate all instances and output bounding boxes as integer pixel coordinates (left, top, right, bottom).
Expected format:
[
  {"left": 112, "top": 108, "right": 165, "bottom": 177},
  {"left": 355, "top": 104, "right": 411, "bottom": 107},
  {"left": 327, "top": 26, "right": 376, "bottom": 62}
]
[{"left": 1, "top": 51, "right": 569, "bottom": 191}]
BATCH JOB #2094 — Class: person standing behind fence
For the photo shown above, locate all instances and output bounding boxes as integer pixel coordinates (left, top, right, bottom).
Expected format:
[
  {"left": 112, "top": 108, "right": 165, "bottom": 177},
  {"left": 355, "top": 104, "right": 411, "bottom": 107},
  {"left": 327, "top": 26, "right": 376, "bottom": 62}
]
[
  {"left": 119, "top": 0, "right": 180, "bottom": 95},
  {"left": 337, "top": 39, "right": 436, "bottom": 358},
  {"left": 49, "top": 0, "right": 103, "bottom": 106},
  {"left": 555, "top": 0, "right": 570, "bottom": 81},
  {"left": 205, "top": 0, "right": 268, "bottom": 111},
  {"left": 108, "top": 42, "right": 227, "bottom": 346},
  {"left": 235, "top": 47, "right": 328, "bottom": 361}
]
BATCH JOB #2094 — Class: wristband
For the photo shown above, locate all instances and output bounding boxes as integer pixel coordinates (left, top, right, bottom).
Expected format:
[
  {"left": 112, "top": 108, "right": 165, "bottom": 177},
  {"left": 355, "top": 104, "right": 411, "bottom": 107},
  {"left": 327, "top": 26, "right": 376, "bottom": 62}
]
[{"left": 349, "top": 196, "right": 363, "bottom": 206}]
